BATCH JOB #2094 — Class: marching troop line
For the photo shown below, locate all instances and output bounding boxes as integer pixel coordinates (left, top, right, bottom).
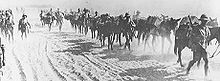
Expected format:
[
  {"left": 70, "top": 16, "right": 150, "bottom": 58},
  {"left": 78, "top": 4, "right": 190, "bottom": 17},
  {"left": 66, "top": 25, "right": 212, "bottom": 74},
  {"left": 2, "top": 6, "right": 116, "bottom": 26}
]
[{"left": 0, "top": 8, "right": 220, "bottom": 76}]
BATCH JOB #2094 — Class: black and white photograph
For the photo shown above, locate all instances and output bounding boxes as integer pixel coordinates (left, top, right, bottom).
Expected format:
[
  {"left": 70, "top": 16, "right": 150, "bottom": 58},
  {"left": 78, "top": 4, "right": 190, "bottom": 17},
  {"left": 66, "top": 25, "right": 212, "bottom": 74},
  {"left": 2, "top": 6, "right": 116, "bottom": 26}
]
[{"left": 0, "top": 0, "right": 220, "bottom": 81}]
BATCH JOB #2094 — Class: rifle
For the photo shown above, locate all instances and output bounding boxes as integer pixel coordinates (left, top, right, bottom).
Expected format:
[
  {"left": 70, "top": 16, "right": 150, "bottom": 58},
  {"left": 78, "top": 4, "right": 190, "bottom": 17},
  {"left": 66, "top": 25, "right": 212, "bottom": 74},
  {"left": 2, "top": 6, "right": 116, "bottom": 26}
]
[{"left": 188, "top": 15, "right": 193, "bottom": 27}]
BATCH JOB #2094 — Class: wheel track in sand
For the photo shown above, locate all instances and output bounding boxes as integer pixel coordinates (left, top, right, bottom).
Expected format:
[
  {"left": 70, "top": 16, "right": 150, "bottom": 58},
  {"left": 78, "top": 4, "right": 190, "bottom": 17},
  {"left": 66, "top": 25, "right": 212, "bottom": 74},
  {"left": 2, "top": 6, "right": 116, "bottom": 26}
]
[
  {"left": 11, "top": 47, "right": 26, "bottom": 81},
  {"left": 44, "top": 41, "right": 68, "bottom": 81}
]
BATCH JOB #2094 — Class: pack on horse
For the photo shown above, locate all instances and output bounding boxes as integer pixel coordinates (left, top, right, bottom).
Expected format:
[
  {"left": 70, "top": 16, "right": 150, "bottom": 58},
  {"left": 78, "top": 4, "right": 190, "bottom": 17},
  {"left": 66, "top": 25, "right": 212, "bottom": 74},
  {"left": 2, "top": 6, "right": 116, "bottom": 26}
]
[{"left": 18, "top": 14, "right": 31, "bottom": 39}]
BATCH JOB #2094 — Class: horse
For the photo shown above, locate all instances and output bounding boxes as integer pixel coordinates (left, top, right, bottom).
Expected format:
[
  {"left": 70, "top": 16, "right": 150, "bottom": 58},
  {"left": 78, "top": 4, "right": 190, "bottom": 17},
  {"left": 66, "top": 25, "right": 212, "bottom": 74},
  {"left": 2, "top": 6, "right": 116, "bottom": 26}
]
[
  {"left": 149, "top": 15, "right": 181, "bottom": 53},
  {"left": 207, "top": 17, "right": 218, "bottom": 28},
  {"left": 174, "top": 23, "right": 191, "bottom": 67},
  {"left": 174, "top": 16, "right": 219, "bottom": 67},
  {"left": 87, "top": 16, "right": 99, "bottom": 39},
  {"left": 5, "top": 19, "right": 14, "bottom": 41},
  {"left": 64, "top": 12, "right": 80, "bottom": 32},
  {"left": 41, "top": 14, "right": 54, "bottom": 31},
  {"left": 119, "top": 15, "right": 136, "bottom": 50},
  {"left": 96, "top": 15, "right": 115, "bottom": 50},
  {"left": 0, "top": 10, "right": 14, "bottom": 42},
  {"left": 133, "top": 16, "right": 157, "bottom": 50},
  {"left": 55, "top": 11, "right": 64, "bottom": 31},
  {"left": 185, "top": 23, "right": 209, "bottom": 76}
]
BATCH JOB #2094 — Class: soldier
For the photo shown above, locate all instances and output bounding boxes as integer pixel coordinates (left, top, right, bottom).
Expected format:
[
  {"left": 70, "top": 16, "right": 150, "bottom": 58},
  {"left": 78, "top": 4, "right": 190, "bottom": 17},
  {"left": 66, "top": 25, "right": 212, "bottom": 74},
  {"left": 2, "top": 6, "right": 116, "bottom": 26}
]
[
  {"left": 94, "top": 11, "right": 98, "bottom": 17},
  {"left": 0, "top": 44, "right": 5, "bottom": 67},
  {"left": 18, "top": 14, "right": 31, "bottom": 39},
  {"left": 77, "top": 8, "right": 81, "bottom": 13},
  {"left": 198, "top": 14, "right": 211, "bottom": 49},
  {"left": 186, "top": 14, "right": 210, "bottom": 76}
]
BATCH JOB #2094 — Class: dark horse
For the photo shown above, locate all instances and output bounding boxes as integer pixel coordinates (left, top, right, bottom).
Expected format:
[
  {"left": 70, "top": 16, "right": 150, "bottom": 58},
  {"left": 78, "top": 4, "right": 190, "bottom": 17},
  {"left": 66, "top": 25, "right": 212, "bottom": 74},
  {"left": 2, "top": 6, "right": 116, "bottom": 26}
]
[
  {"left": 174, "top": 15, "right": 216, "bottom": 76},
  {"left": 41, "top": 13, "right": 55, "bottom": 31},
  {"left": 174, "top": 17, "right": 220, "bottom": 67},
  {"left": 96, "top": 15, "right": 115, "bottom": 50}
]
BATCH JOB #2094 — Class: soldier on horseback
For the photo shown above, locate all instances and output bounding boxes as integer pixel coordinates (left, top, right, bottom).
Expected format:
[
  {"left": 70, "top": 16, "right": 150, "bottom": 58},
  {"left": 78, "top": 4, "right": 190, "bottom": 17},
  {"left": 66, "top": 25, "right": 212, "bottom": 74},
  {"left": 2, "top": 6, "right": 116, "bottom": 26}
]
[
  {"left": 18, "top": 14, "right": 31, "bottom": 39},
  {"left": 186, "top": 14, "right": 210, "bottom": 76},
  {"left": 77, "top": 8, "right": 81, "bottom": 13},
  {"left": 4, "top": 9, "right": 15, "bottom": 41},
  {"left": 94, "top": 11, "right": 98, "bottom": 17},
  {"left": 121, "top": 13, "right": 136, "bottom": 50}
]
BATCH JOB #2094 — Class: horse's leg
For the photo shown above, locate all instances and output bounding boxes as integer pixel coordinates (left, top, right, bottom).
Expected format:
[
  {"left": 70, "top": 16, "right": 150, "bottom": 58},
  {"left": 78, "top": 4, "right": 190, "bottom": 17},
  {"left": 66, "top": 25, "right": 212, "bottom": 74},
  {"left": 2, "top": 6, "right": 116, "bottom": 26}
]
[
  {"left": 124, "top": 34, "right": 130, "bottom": 50},
  {"left": 102, "top": 36, "right": 105, "bottom": 46},
  {"left": 152, "top": 35, "right": 157, "bottom": 52},
  {"left": 119, "top": 33, "right": 122, "bottom": 46},
  {"left": 10, "top": 29, "right": 14, "bottom": 41},
  {"left": 167, "top": 36, "right": 172, "bottom": 54},
  {"left": 91, "top": 29, "right": 94, "bottom": 38},
  {"left": 124, "top": 34, "right": 128, "bottom": 49},
  {"left": 99, "top": 35, "right": 103, "bottom": 47},
  {"left": 94, "top": 30, "right": 96, "bottom": 39},
  {"left": 111, "top": 34, "right": 114, "bottom": 50},
  {"left": 186, "top": 51, "right": 199, "bottom": 75},
  {"left": 178, "top": 47, "right": 184, "bottom": 67},
  {"left": 108, "top": 36, "right": 111, "bottom": 50},
  {"left": 96, "top": 31, "right": 99, "bottom": 40},
  {"left": 81, "top": 25, "right": 83, "bottom": 34},
  {"left": 85, "top": 26, "right": 88, "bottom": 35},
  {"left": 137, "top": 31, "right": 142, "bottom": 45},
  {"left": 162, "top": 37, "right": 165, "bottom": 54},
  {"left": 203, "top": 55, "right": 209, "bottom": 76},
  {"left": 2, "top": 49, "right": 5, "bottom": 66},
  {"left": 25, "top": 31, "right": 27, "bottom": 38},
  {"left": 78, "top": 25, "right": 81, "bottom": 33},
  {"left": 0, "top": 54, "right": 2, "bottom": 68},
  {"left": 49, "top": 24, "right": 52, "bottom": 31},
  {"left": 112, "top": 33, "right": 116, "bottom": 45},
  {"left": 142, "top": 31, "right": 146, "bottom": 42},
  {"left": 4, "top": 29, "right": 7, "bottom": 38},
  {"left": 8, "top": 31, "right": 10, "bottom": 41},
  {"left": 21, "top": 32, "right": 23, "bottom": 40},
  {"left": 144, "top": 33, "right": 150, "bottom": 50},
  {"left": 174, "top": 38, "right": 178, "bottom": 55},
  {"left": 59, "top": 23, "right": 62, "bottom": 32},
  {"left": 128, "top": 40, "right": 131, "bottom": 50}
]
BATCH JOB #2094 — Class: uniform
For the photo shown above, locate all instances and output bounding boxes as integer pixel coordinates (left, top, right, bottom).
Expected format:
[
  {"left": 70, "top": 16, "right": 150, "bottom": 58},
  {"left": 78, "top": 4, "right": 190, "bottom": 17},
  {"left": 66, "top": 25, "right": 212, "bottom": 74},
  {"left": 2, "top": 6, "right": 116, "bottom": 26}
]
[
  {"left": 19, "top": 18, "right": 29, "bottom": 32},
  {"left": 186, "top": 14, "right": 210, "bottom": 76}
]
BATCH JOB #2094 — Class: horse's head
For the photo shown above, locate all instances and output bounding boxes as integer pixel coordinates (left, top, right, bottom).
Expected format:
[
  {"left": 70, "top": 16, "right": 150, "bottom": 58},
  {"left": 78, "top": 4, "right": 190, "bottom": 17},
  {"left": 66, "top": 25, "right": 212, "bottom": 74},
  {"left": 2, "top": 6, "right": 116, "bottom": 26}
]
[
  {"left": 207, "top": 17, "right": 218, "bottom": 27},
  {"left": 64, "top": 13, "right": 71, "bottom": 20},
  {"left": 161, "top": 14, "right": 169, "bottom": 21},
  {"left": 169, "top": 18, "right": 181, "bottom": 30}
]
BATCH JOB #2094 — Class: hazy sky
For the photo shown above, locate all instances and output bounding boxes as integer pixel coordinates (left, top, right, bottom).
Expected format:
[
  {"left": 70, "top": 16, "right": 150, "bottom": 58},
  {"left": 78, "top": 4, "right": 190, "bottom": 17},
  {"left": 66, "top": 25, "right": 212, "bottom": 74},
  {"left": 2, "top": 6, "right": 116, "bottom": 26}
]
[{"left": 0, "top": 0, "right": 220, "bottom": 18}]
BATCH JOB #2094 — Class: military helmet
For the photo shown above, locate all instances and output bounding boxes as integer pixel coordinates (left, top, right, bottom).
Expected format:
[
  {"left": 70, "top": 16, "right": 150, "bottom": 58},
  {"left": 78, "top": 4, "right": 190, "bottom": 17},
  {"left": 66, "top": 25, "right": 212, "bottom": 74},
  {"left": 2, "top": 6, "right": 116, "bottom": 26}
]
[{"left": 199, "top": 14, "right": 209, "bottom": 21}]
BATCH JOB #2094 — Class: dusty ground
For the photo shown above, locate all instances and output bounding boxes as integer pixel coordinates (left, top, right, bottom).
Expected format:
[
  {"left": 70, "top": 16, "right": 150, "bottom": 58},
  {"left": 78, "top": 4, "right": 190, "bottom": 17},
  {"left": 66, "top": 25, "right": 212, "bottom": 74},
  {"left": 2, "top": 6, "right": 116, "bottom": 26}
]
[{"left": 0, "top": 9, "right": 220, "bottom": 81}]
